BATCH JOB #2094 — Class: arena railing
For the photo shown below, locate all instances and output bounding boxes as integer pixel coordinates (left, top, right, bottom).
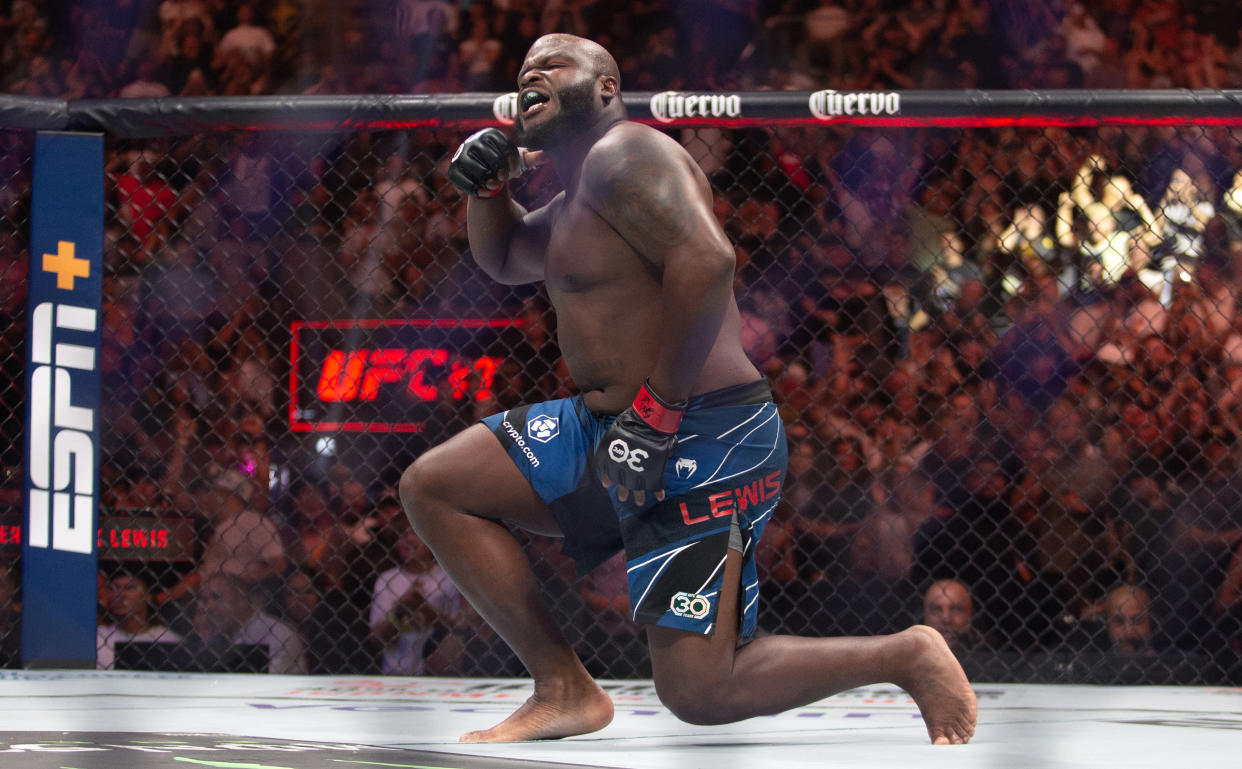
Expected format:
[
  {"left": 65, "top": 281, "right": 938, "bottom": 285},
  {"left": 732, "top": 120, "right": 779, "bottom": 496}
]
[{"left": 4, "top": 89, "right": 1242, "bottom": 684}]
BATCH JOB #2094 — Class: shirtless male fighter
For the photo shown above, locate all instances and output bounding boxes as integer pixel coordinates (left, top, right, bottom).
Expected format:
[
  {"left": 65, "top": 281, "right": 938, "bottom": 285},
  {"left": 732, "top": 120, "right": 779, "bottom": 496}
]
[{"left": 399, "top": 33, "right": 977, "bottom": 745}]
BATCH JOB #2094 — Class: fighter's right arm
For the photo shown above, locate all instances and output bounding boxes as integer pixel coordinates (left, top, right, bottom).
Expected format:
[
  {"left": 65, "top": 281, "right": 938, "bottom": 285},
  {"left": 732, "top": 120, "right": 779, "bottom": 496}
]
[
  {"left": 448, "top": 128, "right": 552, "bottom": 285},
  {"left": 466, "top": 190, "right": 558, "bottom": 285}
]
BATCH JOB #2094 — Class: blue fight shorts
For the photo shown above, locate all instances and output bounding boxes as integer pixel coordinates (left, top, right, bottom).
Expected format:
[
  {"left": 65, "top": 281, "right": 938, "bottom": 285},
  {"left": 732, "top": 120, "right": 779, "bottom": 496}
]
[{"left": 480, "top": 379, "right": 787, "bottom": 638}]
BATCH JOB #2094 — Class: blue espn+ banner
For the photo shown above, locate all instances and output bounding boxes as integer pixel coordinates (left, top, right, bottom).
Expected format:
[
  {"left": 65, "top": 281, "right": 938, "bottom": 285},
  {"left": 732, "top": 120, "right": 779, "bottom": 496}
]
[{"left": 22, "top": 132, "right": 104, "bottom": 668}]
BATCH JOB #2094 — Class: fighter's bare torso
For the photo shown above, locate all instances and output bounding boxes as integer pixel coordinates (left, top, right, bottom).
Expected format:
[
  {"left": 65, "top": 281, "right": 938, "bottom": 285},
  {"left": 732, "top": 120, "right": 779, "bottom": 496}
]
[{"left": 535, "top": 122, "right": 759, "bottom": 414}]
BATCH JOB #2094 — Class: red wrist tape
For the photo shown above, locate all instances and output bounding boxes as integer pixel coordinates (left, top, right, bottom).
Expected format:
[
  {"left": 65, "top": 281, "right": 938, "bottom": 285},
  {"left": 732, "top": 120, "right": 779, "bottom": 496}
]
[
  {"left": 475, "top": 182, "right": 505, "bottom": 199},
  {"left": 633, "top": 381, "right": 685, "bottom": 434}
]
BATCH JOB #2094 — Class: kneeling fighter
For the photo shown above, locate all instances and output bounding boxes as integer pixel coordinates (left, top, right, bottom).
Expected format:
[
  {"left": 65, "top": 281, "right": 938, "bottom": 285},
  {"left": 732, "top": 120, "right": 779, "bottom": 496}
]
[{"left": 399, "top": 33, "right": 977, "bottom": 745}]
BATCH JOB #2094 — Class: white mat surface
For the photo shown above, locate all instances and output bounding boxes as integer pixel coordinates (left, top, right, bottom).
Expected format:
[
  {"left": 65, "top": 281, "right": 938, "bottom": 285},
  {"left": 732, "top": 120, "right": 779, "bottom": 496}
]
[{"left": 1, "top": 670, "right": 1239, "bottom": 768}]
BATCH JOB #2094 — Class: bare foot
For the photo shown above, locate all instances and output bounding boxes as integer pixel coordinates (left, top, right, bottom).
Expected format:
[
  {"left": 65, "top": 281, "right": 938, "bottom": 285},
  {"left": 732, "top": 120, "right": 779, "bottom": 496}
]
[
  {"left": 892, "top": 625, "right": 978, "bottom": 745},
  {"left": 459, "top": 677, "right": 615, "bottom": 742}
]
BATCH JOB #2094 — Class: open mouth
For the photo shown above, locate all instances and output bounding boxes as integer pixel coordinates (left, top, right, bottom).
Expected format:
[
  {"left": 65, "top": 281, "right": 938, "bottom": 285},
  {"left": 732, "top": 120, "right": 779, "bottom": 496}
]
[{"left": 520, "top": 89, "right": 551, "bottom": 116}]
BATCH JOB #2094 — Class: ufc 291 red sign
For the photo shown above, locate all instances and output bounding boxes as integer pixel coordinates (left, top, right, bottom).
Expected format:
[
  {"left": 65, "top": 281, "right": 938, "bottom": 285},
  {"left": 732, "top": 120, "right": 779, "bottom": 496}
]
[
  {"left": 289, "top": 318, "right": 521, "bottom": 433},
  {"left": 315, "top": 348, "right": 499, "bottom": 402}
]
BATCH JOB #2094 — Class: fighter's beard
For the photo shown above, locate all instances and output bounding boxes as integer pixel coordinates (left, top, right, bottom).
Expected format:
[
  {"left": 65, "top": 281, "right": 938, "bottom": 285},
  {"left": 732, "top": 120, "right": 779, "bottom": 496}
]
[{"left": 517, "top": 78, "right": 597, "bottom": 149}]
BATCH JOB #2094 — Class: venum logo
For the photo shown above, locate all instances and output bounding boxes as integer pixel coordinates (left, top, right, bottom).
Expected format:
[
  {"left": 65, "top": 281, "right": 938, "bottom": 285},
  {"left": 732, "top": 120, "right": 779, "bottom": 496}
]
[
  {"left": 29, "top": 300, "right": 98, "bottom": 554},
  {"left": 670, "top": 591, "right": 711, "bottom": 619},
  {"left": 674, "top": 458, "right": 697, "bottom": 479},
  {"left": 527, "top": 415, "right": 559, "bottom": 443},
  {"left": 649, "top": 92, "right": 742, "bottom": 124},
  {"left": 493, "top": 93, "right": 519, "bottom": 124},
  {"left": 808, "top": 90, "right": 901, "bottom": 120}
]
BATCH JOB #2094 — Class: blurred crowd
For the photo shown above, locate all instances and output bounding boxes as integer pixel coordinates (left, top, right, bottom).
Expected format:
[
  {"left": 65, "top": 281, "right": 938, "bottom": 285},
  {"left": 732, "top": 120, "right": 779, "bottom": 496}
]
[
  {"left": 4, "top": 0, "right": 1242, "bottom": 100},
  {"left": 2, "top": 0, "right": 1242, "bottom": 682},
  {"left": 740, "top": 117, "right": 1242, "bottom": 673}
]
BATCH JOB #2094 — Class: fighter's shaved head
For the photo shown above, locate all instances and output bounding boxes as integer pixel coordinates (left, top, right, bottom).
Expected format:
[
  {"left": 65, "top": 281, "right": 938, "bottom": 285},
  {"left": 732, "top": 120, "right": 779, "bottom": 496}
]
[{"left": 526, "top": 34, "right": 620, "bottom": 86}]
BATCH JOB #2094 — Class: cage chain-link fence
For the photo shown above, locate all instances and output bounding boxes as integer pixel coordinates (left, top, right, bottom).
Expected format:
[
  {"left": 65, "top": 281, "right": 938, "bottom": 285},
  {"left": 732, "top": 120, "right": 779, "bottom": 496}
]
[
  {"left": 0, "top": 130, "right": 30, "bottom": 669},
  {"left": 6, "top": 119, "right": 1242, "bottom": 684}
]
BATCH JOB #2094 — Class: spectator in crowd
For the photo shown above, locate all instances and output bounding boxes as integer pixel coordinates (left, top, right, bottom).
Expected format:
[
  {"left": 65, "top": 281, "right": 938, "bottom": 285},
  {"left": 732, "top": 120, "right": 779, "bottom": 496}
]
[
  {"left": 289, "top": 480, "right": 341, "bottom": 574},
  {"left": 7, "top": 51, "right": 62, "bottom": 96},
  {"left": 142, "top": 235, "right": 214, "bottom": 345},
  {"left": 97, "top": 571, "right": 182, "bottom": 670},
  {"left": 195, "top": 572, "right": 307, "bottom": 674},
  {"left": 457, "top": 15, "right": 502, "bottom": 90},
  {"left": 493, "top": 295, "right": 563, "bottom": 401},
  {"left": 298, "top": 62, "right": 346, "bottom": 95},
  {"left": 919, "top": 388, "right": 981, "bottom": 510},
  {"left": 795, "top": 0, "right": 850, "bottom": 79},
  {"left": 0, "top": 226, "right": 27, "bottom": 324},
  {"left": 1172, "top": 427, "right": 1242, "bottom": 618},
  {"left": 1170, "top": 429, "right": 1242, "bottom": 648},
  {"left": 162, "top": 18, "right": 214, "bottom": 94},
  {"left": 395, "top": 0, "right": 458, "bottom": 86},
  {"left": 157, "top": 0, "right": 215, "bottom": 63},
  {"left": 369, "top": 527, "right": 465, "bottom": 676},
  {"left": 375, "top": 151, "right": 430, "bottom": 229},
  {"left": 169, "top": 469, "right": 285, "bottom": 606},
  {"left": 922, "top": 578, "right": 990, "bottom": 656},
  {"left": 1057, "top": 155, "right": 1158, "bottom": 293},
  {"left": 119, "top": 57, "right": 172, "bottom": 98},
  {"left": 1, "top": 6, "right": 50, "bottom": 91},
  {"left": 792, "top": 433, "right": 868, "bottom": 588},
  {"left": 222, "top": 133, "right": 278, "bottom": 242},
  {"left": 1111, "top": 465, "right": 1179, "bottom": 598},
  {"left": 0, "top": 563, "right": 20, "bottom": 668},
  {"left": 109, "top": 148, "right": 181, "bottom": 259},
  {"left": 1098, "top": 583, "right": 1156, "bottom": 657},
  {"left": 756, "top": 436, "right": 807, "bottom": 633},
  {"left": 998, "top": 423, "right": 1055, "bottom": 526},
  {"left": 337, "top": 490, "right": 405, "bottom": 602},
  {"left": 217, "top": 325, "right": 278, "bottom": 423},
  {"left": 281, "top": 565, "right": 378, "bottom": 675},
  {"left": 213, "top": 5, "right": 275, "bottom": 86},
  {"left": 1027, "top": 457, "right": 1134, "bottom": 641},
  {"left": 913, "top": 454, "right": 1040, "bottom": 648},
  {"left": 576, "top": 552, "right": 649, "bottom": 678},
  {"left": 737, "top": 279, "right": 789, "bottom": 368},
  {"left": 179, "top": 64, "right": 213, "bottom": 95},
  {"left": 1059, "top": 3, "right": 1107, "bottom": 75},
  {"left": 1159, "top": 168, "right": 1216, "bottom": 275},
  {"left": 847, "top": 468, "right": 939, "bottom": 634}
]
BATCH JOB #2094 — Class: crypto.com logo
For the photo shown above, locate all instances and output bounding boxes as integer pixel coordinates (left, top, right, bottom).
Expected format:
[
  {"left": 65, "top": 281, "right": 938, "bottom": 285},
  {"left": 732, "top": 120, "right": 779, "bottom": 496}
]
[{"left": 527, "top": 415, "right": 559, "bottom": 443}]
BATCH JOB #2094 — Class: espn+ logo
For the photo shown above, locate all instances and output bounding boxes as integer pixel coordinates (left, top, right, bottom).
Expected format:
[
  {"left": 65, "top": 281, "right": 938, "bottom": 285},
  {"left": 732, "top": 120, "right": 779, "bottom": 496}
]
[{"left": 28, "top": 298, "right": 97, "bottom": 554}]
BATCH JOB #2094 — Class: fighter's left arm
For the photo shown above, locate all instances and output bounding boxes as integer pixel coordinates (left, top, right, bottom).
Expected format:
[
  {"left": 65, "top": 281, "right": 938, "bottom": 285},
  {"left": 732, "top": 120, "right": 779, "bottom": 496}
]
[{"left": 579, "top": 127, "right": 736, "bottom": 403}]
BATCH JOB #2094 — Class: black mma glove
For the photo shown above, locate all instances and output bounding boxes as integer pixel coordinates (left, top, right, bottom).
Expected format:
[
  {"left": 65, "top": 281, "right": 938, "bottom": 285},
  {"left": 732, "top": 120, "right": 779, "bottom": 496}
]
[
  {"left": 595, "top": 380, "right": 687, "bottom": 506},
  {"left": 448, "top": 127, "right": 522, "bottom": 199}
]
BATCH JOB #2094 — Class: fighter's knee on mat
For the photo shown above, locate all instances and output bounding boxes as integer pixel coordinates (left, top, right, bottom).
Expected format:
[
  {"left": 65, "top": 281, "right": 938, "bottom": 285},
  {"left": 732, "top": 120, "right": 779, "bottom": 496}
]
[{"left": 652, "top": 669, "right": 732, "bottom": 725}]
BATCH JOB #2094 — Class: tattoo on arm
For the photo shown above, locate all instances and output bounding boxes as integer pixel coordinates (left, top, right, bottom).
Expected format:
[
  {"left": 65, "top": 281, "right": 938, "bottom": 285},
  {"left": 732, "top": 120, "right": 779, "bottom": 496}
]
[{"left": 590, "top": 146, "right": 699, "bottom": 254}]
